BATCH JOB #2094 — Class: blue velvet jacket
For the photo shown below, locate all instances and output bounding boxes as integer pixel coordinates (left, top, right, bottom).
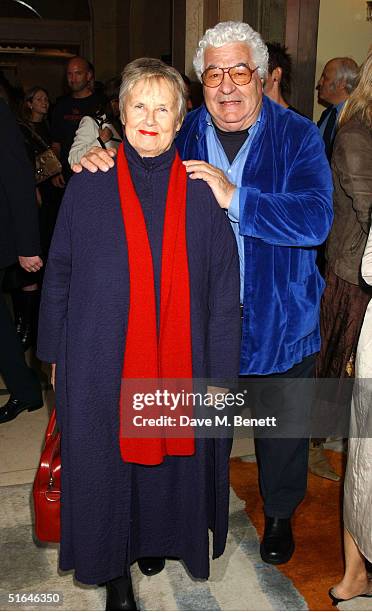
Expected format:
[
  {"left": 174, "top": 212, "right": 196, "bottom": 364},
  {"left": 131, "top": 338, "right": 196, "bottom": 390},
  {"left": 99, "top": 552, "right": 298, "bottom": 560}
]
[{"left": 176, "top": 96, "right": 333, "bottom": 374}]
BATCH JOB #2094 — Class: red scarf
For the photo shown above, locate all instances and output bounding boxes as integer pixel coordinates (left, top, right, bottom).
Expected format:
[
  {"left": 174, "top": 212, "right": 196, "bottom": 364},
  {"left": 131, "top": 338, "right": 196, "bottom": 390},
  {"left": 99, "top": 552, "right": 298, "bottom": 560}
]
[{"left": 117, "top": 143, "right": 195, "bottom": 465}]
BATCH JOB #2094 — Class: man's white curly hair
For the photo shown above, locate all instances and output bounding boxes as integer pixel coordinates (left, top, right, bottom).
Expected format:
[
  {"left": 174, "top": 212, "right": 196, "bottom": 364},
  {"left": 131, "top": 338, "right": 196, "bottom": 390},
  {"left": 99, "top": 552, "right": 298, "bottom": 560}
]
[{"left": 193, "top": 21, "right": 268, "bottom": 81}]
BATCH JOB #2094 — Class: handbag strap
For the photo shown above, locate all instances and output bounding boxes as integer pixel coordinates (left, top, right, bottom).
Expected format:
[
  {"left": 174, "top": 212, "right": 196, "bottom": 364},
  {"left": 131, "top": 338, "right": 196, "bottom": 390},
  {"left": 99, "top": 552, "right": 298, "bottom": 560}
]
[
  {"left": 93, "top": 113, "right": 105, "bottom": 129},
  {"left": 19, "top": 120, "right": 50, "bottom": 150},
  {"left": 38, "top": 408, "right": 60, "bottom": 487},
  {"left": 45, "top": 408, "right": 57, "bottom": 441},
  {"left": 93, "top": 114, "right": 107, "bottom": 149}
]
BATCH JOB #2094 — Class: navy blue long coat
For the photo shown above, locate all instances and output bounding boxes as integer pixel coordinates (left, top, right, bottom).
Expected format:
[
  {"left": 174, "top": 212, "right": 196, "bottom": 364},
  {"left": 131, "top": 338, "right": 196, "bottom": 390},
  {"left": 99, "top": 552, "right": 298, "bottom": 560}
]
[{"left": 37, "top": 140, "right": 241, "bottom": 585}]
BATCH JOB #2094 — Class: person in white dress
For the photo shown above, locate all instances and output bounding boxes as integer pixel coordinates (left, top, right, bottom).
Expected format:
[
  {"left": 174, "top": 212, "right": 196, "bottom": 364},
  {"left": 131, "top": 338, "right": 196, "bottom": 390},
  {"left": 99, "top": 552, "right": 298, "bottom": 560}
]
[{"left": 329, "top": 54, "right": 372, "bottom": 606}]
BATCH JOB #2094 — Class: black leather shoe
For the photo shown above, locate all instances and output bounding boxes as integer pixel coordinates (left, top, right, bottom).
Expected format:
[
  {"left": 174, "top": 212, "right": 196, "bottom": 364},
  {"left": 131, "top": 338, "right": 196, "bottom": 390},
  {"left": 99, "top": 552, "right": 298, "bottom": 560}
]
[
  {"left": 260, "top": 516, "right": 294, "bottom": 565},
  {"left": 106, "top": 575, "right": 137, "bottom": 611},
  {"left": 137, "top": 557, "right": 165, "bottom": 576},
  {"left": 0, "top": 397, "right": 43, "bottom": 424}
]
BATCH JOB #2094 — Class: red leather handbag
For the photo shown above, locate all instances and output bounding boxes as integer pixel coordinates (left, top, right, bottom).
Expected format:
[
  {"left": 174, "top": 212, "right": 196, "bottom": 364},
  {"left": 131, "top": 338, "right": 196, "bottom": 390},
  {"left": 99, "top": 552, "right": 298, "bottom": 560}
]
[{"left": 33, "top": 408, "right": 61, "bottom": 543}]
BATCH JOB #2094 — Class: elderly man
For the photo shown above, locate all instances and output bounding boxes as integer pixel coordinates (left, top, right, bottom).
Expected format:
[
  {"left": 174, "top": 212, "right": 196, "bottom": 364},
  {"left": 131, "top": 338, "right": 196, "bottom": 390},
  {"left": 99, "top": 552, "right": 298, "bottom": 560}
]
[
  {"left": 73, "top": 21, "right": 333, "bottom": 566},
  {"left": 311, "top": 56, "right": 358, "bottom": 478},
  {"left": 316, "top": 57, "right": 358, "bottom": 160}
]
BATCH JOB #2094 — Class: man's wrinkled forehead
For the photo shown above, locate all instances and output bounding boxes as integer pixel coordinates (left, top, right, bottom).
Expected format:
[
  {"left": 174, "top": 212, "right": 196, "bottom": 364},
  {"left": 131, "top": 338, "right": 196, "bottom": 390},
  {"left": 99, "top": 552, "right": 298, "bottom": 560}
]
[{"left": 204, "top": 42, "right": 253, "bottom": 69}]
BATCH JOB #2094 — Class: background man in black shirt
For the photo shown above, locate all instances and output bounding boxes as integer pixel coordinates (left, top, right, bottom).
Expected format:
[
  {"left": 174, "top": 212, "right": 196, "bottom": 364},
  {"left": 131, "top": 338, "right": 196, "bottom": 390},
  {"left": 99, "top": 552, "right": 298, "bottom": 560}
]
[{"left": 51, "top": 56, "right": 104, "bottom": 186}]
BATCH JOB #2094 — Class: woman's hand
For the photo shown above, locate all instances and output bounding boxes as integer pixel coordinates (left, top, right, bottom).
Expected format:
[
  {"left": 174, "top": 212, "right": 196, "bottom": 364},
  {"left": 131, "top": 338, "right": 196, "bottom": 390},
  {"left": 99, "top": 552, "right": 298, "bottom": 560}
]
[
  {"left": 51, "top": 173, "right": 65, "bottom": 188},
  {"left": 183, "top": 160, "right": 236, "bottom": 209},
  {"left": 72, "top": 146, "right": 117, "bottom": 174},
  {"left": 51, "top": 363, "right": 56, "bottom": 390}
]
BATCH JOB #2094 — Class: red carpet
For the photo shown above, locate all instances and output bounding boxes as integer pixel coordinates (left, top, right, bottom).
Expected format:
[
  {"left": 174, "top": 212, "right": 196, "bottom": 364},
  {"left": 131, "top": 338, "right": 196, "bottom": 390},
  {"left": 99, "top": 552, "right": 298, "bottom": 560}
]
[{"left": 230, "top": 450, "right": 346, "bottom": 611}]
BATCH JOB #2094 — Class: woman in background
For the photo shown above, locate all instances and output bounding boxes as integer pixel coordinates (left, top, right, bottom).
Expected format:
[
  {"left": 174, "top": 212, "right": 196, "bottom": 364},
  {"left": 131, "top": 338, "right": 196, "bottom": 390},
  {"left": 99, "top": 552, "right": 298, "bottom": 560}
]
[
  {"left": 22, "top": 86, "right": 51, "bottom": 147},
  {"left": 12, "top": 87, "right": 53, "bottom": 350},
  {"left": 329, "top": 225, "right": 372, "bottom": 605},
  {"left": 316, "top": 53, "right": 372, "bottom": 388},
  {"left": 328, "top": 52, "right": 372, "bottom": 606}
]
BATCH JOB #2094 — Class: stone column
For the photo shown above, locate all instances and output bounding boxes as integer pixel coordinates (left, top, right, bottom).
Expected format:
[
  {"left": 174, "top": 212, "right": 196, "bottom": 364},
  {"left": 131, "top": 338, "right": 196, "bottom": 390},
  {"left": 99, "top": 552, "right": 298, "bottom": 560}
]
[
  {"left": 184, "top": 0, "right": 244, "bottom": 77},
  {"left": 185, "top": 0, "right": 204, "bottom": 76}
]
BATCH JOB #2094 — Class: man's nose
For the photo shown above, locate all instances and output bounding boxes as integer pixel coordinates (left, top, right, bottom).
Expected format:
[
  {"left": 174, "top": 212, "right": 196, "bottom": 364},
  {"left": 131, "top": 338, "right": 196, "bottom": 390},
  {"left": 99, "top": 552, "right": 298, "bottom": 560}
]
[{"left": 219, "top": 72, "right": 236, "bottom": 94}]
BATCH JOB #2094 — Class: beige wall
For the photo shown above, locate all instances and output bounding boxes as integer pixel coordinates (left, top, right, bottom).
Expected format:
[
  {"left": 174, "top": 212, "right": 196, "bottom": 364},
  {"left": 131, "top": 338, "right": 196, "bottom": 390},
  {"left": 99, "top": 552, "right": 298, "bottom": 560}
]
[{"left": 313, "top": 0, "right": 372, "bottom": 121}]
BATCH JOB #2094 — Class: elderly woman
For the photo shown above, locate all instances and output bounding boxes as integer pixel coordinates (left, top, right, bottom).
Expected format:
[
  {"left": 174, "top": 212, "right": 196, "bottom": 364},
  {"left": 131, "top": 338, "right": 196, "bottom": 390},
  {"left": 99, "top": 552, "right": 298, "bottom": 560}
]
[{"left": 37, "top": 58, "right": 240, "bottom": 611}]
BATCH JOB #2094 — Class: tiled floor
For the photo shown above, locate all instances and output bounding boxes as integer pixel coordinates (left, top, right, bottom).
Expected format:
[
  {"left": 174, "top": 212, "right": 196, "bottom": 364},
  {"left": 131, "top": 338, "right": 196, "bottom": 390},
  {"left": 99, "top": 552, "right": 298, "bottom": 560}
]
[{"left": 0, "top": 355, "right": 53, "bottom": 486}]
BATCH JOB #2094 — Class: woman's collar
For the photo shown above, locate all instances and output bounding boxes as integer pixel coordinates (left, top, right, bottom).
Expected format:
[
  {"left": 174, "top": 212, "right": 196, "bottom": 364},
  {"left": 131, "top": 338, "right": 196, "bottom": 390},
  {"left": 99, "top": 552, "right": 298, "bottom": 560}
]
[{"left": 123, "top": 135, "right": 176, "bottom": 171}]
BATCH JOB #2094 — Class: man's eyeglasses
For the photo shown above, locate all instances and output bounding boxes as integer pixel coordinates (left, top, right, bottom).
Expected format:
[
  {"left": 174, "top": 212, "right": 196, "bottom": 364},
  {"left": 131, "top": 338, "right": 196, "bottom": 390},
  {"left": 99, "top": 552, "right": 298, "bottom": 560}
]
[{"left": 201, "top": 64, "right": 259, "bottom": 88}]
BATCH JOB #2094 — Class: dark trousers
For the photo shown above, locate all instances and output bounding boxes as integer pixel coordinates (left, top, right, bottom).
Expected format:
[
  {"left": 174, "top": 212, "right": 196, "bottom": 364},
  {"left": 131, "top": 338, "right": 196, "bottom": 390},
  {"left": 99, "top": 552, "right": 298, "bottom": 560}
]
[
  {"left": 0, "top": 269, "right": 42, "bottom": 402},
  {"left": 243, "top": 354, "right": 315, "bottom": 518}
]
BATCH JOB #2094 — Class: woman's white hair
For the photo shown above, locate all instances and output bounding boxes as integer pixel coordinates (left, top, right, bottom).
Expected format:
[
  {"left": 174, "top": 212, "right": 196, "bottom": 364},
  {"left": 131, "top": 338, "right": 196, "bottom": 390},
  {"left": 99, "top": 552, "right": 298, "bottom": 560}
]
[
  {"left": 119, "top": 58, "right": 187, "bottom": 125},
  {"left": 193, "top": 21, "right": 268, "bottom": 81}
]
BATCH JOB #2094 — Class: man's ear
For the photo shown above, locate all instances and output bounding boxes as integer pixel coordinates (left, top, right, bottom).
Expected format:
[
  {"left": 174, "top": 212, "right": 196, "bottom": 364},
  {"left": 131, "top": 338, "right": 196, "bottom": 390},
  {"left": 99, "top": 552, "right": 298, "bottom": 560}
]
[
  {"left": 272, "top": 66, "right": 282, "bottom": 83},
  {"left": 336, "top": 78, "right": 347, "bottom": 94}
]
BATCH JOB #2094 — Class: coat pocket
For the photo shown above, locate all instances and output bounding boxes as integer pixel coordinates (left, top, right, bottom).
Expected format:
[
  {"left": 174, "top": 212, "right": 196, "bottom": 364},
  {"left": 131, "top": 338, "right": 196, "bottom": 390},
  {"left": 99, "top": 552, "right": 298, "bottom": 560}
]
[{"left": 286, "top": 270, "right": 325, "bottom": 344}]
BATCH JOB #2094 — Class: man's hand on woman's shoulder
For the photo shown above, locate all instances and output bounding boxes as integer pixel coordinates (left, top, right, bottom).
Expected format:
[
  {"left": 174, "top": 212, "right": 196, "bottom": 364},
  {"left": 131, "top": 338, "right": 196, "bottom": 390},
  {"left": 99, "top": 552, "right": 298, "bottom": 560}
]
[{"left": 72, "top": 146, "right": 117, "bottom": 174}]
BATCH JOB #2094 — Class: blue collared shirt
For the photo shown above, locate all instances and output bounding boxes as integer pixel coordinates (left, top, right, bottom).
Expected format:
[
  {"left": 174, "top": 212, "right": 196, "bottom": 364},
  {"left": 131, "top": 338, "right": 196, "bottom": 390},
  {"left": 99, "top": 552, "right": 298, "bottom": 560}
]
[
  {"left": 318, "top": 100, "right": 345, "bottom": 141},
  {"left": 205, "top": 112, "right": 261, "bottom": 303}
]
